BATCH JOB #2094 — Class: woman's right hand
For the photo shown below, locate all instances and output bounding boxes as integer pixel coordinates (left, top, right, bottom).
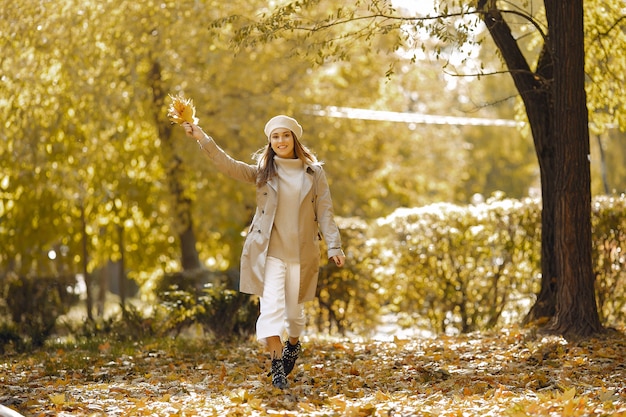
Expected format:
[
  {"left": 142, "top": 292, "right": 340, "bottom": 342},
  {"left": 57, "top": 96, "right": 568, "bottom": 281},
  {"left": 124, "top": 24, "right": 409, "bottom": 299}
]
[{"left": 182, "top": 122, "right": 204, "bottom": 141}]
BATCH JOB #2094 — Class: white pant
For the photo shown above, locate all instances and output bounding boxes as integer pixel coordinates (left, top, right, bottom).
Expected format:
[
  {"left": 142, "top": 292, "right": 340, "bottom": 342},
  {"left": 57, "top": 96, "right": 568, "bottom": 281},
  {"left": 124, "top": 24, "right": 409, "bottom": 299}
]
[{"left": 256, "top": 256, "right": 306, "bottom": 342}]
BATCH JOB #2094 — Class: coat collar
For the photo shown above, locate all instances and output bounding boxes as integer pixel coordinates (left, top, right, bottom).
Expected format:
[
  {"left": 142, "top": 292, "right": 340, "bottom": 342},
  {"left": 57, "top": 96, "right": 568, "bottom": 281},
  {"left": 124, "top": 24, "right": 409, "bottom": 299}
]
[{"left": 266, "top": 162, "right": 317, "bottom": 204}]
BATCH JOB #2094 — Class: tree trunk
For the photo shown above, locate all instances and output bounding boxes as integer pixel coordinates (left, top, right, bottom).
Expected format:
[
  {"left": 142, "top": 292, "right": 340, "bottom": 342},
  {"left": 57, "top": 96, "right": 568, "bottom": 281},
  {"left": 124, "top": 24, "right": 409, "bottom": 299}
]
[
  {"left": 544, "top": 0, "right": 603, "bottom": 338},
  {"left": 97, "top": 265, "right": 107, "bottom": 317},
  {"left": 118, "top": 224, "right": 127, "bottom": 306},
  {"left": 80, "top": 202, "right": 94, "bottom": 321},
  {"left": 480, "top": 2, "right": 603, "bottom": 337},
  {"left": 149, "top": 59, "right": 202, "bottom": 271}
]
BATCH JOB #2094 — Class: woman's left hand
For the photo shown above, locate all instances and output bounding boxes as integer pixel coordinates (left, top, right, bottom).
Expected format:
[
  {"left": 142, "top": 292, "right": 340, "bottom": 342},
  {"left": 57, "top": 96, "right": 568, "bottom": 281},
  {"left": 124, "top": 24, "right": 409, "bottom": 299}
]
[{"left": 331, "top": 255, "right": 346, "bottom": 267}]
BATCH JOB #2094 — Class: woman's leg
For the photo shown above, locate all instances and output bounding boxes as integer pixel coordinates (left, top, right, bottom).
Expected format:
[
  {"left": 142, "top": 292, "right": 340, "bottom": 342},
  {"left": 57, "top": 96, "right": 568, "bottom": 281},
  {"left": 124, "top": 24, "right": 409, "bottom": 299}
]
[
  {"left": 284, "top": 261, "right": 305, "bottom": 340},
  {"left": 282, "top": 261, "right": 304, "bottom": 376},
  {"left": 256, "top": 257, "right": 289, "bottom": 388},
  {"left": 256, "top": 257, "right": 287, "bottom": 345},
  {"left": 266, "top": 335, "right": 283, "bottom": 359}
]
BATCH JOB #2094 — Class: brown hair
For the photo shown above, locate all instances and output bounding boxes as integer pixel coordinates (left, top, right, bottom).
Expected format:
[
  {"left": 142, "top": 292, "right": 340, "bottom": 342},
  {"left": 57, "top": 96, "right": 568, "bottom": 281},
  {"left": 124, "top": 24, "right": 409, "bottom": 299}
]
[{"left": 252, "top": 133, "right": 319, "bottom": 187}]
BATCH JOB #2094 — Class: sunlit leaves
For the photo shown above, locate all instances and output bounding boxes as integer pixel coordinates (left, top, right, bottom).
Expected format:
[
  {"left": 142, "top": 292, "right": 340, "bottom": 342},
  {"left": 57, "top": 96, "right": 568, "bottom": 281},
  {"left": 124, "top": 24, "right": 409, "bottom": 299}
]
[
  {"left": 1, "top": 0, "right": 254, "bottom": 282},
  {"left": 584, "top": 1, "right": 626, "bottom": 134},
  {"left": 1, "top": 0, "right": 168, "bottom": 278},
  {"left": 0, "top": 0, "right": 516, "bottom": 281}
]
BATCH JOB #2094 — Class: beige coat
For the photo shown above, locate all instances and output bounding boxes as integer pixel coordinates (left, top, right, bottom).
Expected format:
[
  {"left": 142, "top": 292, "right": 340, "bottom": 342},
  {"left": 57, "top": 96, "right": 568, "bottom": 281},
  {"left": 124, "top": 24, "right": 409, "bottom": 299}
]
[{"left": 198, "top": 136, "right": 344, "bottom": 303}]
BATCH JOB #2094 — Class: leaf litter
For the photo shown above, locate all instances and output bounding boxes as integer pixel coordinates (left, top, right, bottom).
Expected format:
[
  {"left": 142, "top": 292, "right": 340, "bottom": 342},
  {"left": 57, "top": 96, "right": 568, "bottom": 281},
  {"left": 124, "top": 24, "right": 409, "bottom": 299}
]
[{"left": 1, "top": 327, "right": 625, "bottom": 416}]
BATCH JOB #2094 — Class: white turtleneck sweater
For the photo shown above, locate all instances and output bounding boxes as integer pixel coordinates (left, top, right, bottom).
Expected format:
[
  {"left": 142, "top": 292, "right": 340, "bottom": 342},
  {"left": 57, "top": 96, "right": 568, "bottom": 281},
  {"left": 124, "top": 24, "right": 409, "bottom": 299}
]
[{"left": 268, "top": 157, "right": 304, "bottom": 262}]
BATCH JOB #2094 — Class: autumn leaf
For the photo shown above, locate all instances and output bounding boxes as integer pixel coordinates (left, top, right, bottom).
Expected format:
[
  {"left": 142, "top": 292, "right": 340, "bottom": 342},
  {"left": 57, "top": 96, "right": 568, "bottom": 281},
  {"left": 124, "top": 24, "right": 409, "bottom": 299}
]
[
  {"left": 229, "top": 388, "right": 249, "bottom": 404},
  {"left": 49, "top": 393, "right": 66, "bottom": 405},
  {"left": 98, "top": 341, "right": 111, "bottom": 353},
  {"left": 561, "top": 387, "right": 577, "bottom": 401},
  {"left": 167, "top": 93, "right": 199, "bottom": 125}
]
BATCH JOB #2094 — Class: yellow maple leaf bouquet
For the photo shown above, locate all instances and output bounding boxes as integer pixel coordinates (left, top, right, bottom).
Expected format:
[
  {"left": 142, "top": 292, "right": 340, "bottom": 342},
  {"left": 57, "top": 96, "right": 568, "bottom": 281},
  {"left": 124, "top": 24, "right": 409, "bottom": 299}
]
[{"left": 167, "top": 93, "right": 199, "bottom": 125}]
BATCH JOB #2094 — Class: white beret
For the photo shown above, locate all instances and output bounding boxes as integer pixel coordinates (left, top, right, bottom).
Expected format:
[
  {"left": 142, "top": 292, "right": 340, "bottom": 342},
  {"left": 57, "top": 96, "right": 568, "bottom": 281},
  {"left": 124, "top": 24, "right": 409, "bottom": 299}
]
[{"left": 264, "top": 115, "right": 303, "bottom": 139}]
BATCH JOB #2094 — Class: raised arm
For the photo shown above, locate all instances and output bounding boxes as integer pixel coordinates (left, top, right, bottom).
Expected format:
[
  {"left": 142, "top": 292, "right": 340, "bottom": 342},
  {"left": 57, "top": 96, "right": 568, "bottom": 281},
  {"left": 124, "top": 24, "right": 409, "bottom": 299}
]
[{"left": 182, "top": 122, "right": 258, "bottom": 184}]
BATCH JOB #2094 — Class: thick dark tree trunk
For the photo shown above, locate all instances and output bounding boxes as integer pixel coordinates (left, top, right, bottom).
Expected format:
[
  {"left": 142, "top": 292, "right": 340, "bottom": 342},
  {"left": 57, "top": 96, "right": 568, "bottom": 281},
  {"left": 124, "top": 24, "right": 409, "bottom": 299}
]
[
  {"left": 544, "top": 0, "right": 603, "bottom": 337},
  {"left": 479, "top": 1, "right": 603, "bottom": 337},
  {"left": 149, "top": 59, "right": 202, "bottom": 271}
]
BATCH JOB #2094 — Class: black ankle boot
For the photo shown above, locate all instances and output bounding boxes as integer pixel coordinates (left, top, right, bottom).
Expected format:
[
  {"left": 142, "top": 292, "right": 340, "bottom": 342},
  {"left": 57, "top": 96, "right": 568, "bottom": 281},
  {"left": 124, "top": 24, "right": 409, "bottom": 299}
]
[
  {"left": 271, "top": 358, "right": 288, "bottom": 389},
  {"left": 282, "top": 341, "right": 301, "bottom": 376}
]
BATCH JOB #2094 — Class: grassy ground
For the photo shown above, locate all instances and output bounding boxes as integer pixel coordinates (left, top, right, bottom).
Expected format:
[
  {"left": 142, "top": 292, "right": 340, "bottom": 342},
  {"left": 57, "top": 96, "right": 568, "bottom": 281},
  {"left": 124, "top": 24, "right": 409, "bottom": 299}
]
[{"left": 1, "top": 326, "right": 625, "bottom": 416}]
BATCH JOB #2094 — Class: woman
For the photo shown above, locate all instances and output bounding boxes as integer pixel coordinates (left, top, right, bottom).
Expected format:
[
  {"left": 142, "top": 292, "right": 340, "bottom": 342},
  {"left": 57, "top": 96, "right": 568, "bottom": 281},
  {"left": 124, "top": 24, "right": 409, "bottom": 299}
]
[{"left": 181, "top": 115, "right": 346, "bottom": 389}]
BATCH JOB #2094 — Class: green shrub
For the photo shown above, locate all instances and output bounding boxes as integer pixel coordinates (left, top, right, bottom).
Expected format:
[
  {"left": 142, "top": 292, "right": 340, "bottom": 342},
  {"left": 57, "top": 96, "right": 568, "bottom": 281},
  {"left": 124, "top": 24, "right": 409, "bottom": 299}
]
[
  {"left": 372, "top": 196, "right": 542, "bottom": 335},
  {"left": 156, "top": 271, "right": 258, "bottom": 340},
  {"left": 0, "top": 322, "right": 22, "bottom": 354},
  {"left": 308, "top": 216, "right": 384, "bottom": 336},
  {"left": 0, "top": 274, "right": 79, "bottom": 351},
  {"left": 592, "top": 195, "right": 626, "bottom": 326},
  {"left": 350, "top": 194, "right": 625, "bottom": 335},
  {"left": 196, "top": 284, "right": 258, "bottom": 338}
]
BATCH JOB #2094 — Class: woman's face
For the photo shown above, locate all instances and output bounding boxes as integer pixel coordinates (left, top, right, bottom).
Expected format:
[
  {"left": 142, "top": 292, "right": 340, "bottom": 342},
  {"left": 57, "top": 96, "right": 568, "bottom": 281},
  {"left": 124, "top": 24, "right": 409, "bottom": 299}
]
[{"left": 270, "top": 128, "right": 295, "bottom": 158}]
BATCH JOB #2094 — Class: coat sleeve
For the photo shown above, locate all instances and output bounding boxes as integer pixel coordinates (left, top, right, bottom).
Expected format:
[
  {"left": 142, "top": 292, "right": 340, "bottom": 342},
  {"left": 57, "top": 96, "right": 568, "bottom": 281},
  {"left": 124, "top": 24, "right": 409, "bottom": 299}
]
[
  {"left": 197, "top": 135, "right": 257, "bottom": 184},
  {"left": 314, "top": 167, "right": 344, "bottom": 258}
]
